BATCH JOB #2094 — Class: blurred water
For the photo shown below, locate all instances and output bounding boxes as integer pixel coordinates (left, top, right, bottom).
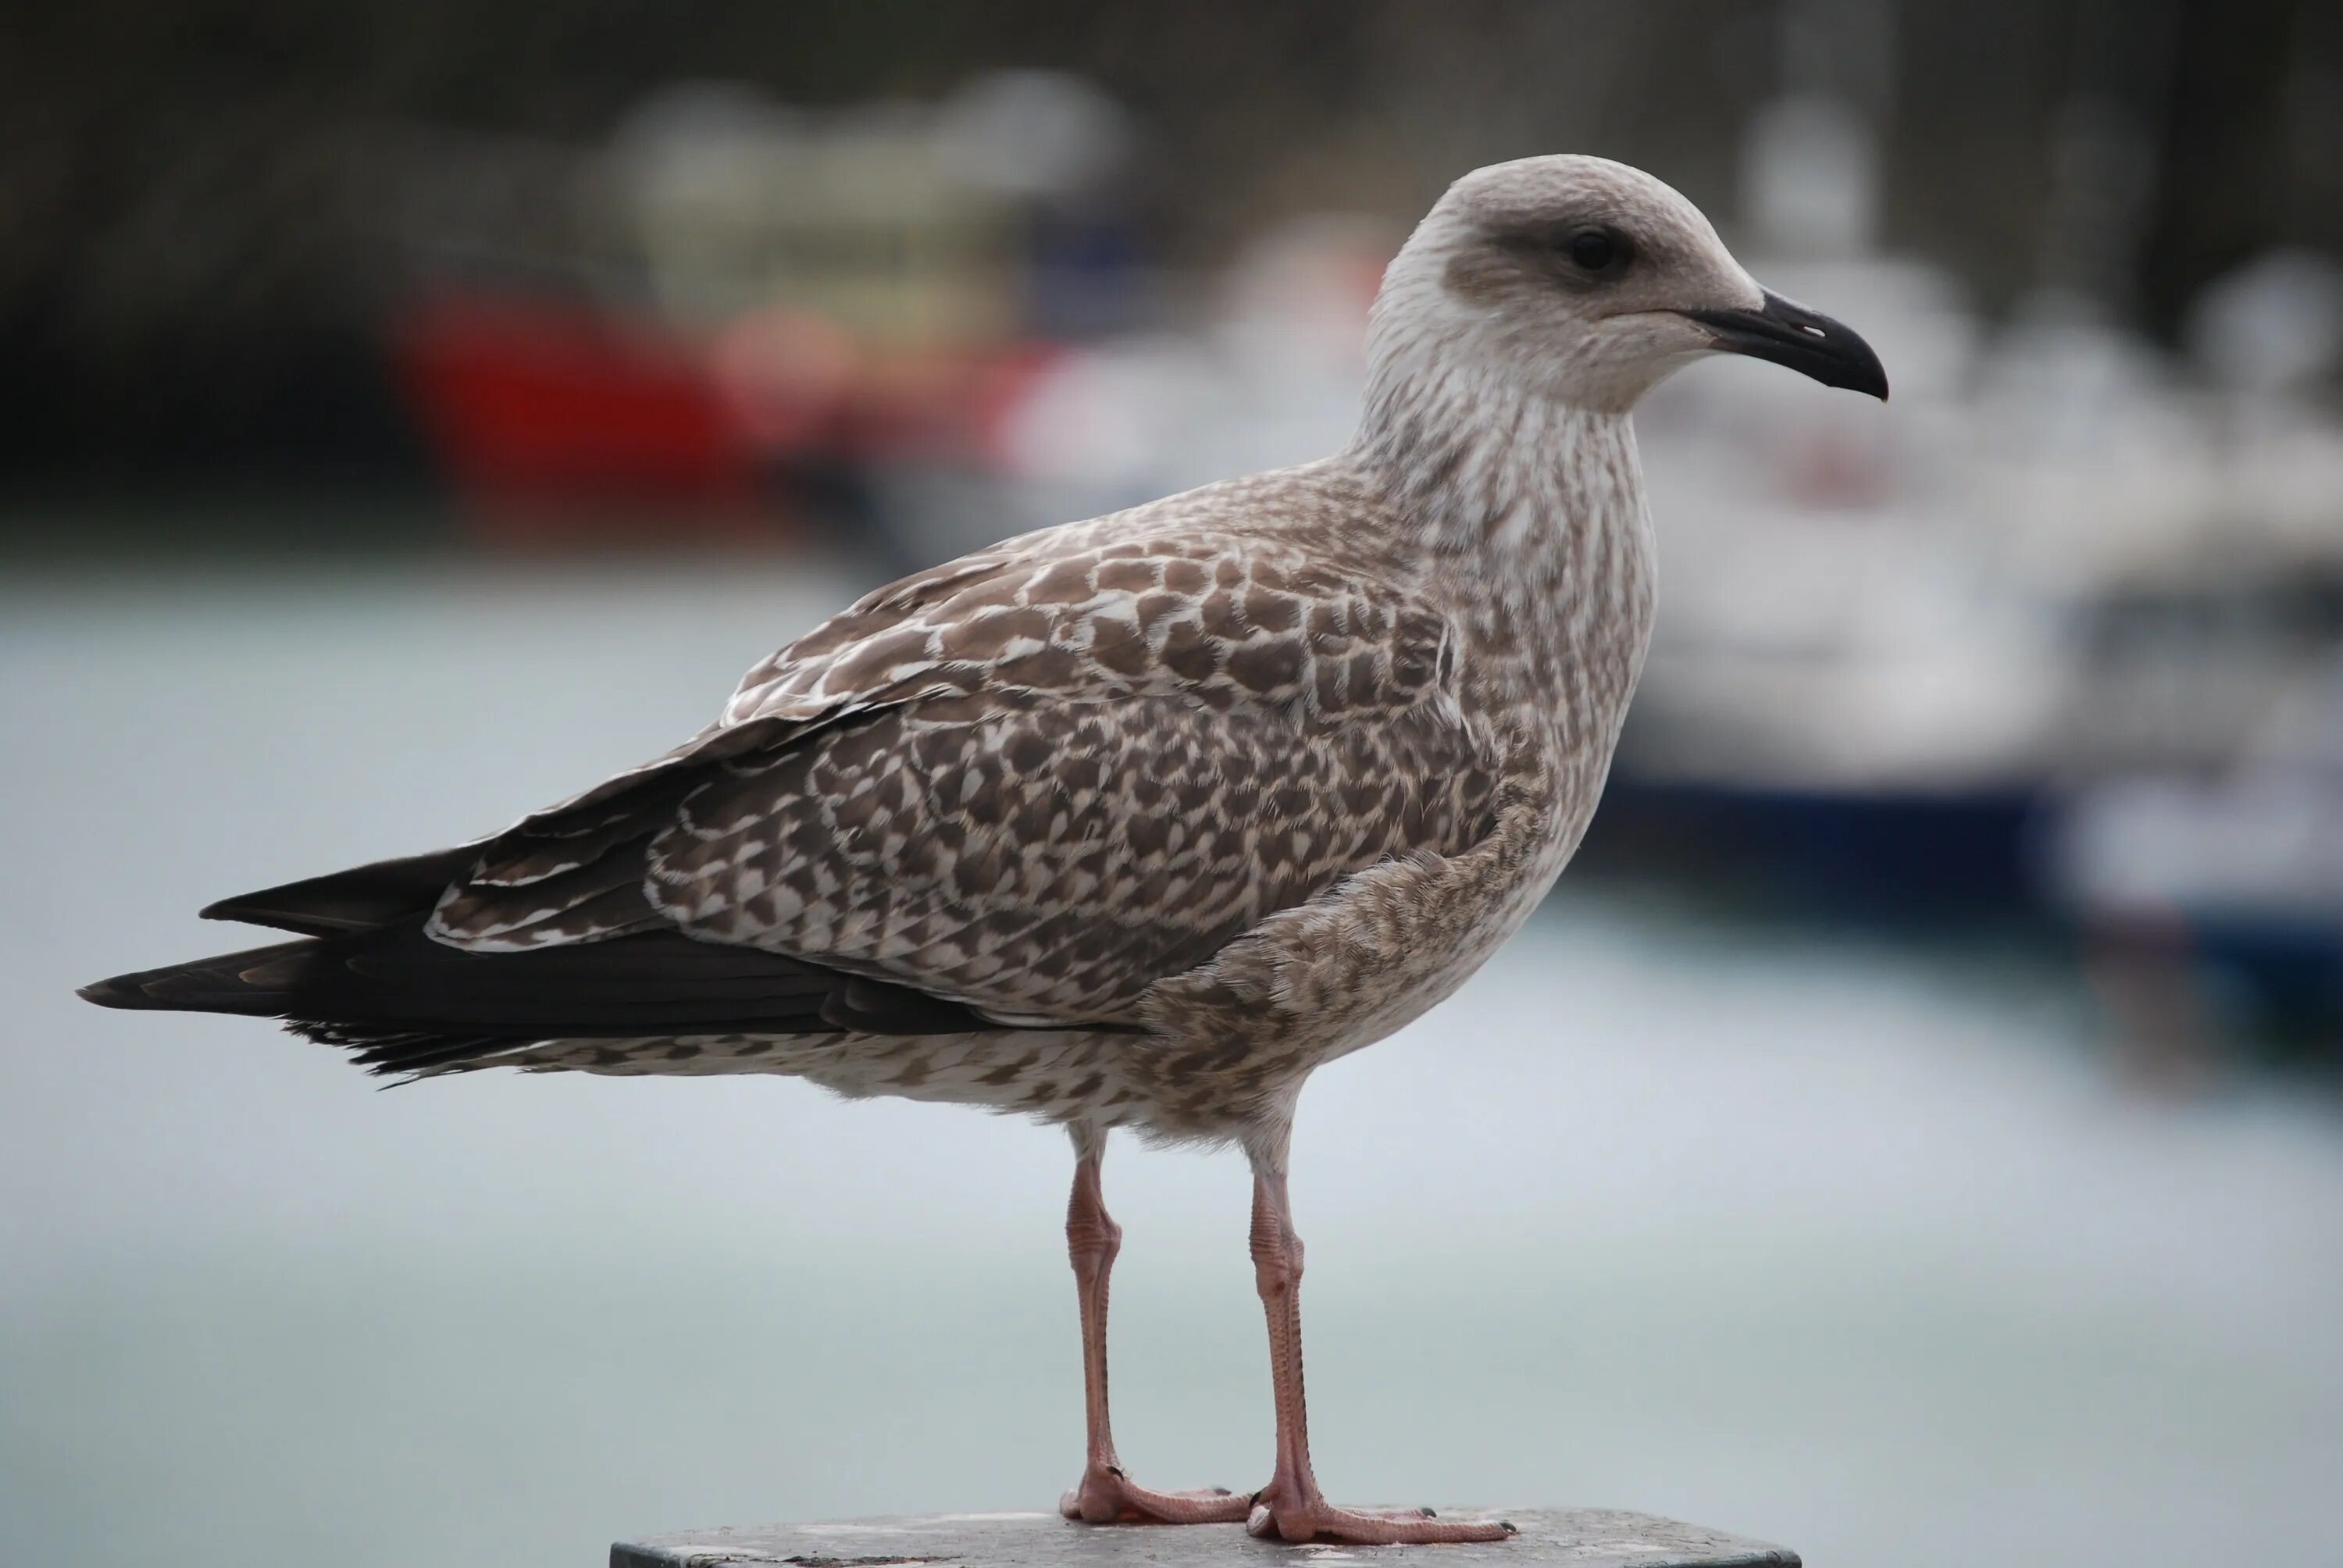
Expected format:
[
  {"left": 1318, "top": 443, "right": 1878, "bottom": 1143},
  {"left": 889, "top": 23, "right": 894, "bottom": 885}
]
[{"left": 4, "top": 559, "right": 2340, "bottom": 1568}]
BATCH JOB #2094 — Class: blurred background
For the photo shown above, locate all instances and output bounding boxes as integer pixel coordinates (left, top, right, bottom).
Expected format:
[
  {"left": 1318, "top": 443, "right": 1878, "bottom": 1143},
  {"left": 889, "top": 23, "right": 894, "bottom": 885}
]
[{"left": 6, "top": 2, "right": 2342, "bottom": 1565}]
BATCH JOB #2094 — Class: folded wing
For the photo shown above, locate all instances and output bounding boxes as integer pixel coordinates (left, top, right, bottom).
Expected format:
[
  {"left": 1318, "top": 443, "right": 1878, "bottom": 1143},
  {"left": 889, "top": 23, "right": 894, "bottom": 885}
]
[{"left": 432, "top": 530, "right": 1499, "bottom": 1025}]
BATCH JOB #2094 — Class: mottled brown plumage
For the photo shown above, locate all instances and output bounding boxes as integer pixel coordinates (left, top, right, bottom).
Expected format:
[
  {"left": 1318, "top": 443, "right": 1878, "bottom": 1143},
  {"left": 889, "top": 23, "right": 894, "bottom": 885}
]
[{"left": 84, "top": 155, "right": 1886, "bottom": 1544}]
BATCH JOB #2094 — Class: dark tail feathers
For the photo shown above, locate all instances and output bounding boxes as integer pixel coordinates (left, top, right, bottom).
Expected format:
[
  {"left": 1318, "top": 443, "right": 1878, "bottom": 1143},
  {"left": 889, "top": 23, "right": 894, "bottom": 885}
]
[{"left": 80, "top": 923, "right": 1000, "bottom": 1078}]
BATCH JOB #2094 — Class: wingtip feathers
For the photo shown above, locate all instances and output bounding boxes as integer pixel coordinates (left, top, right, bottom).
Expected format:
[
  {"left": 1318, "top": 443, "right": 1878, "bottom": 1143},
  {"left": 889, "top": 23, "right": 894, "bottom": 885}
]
[{"left": 77, "top": 975, "right": 148, "bottom": 1009}]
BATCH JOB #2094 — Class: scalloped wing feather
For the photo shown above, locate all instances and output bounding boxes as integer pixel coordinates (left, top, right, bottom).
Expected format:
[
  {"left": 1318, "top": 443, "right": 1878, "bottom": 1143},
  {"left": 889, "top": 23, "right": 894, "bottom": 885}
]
[{"left": 426, "top": 489, "right": 1500, "bottom": 1025}]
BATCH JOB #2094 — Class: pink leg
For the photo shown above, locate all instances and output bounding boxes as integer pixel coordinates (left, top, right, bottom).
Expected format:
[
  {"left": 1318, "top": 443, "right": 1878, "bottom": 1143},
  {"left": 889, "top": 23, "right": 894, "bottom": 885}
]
[
  {"left": 1058, "top": 1128, "right": 1250, "bottom": 1526},
  {"left": 1243, "top": 1142, "right": 1514, "bottom": 1545}
]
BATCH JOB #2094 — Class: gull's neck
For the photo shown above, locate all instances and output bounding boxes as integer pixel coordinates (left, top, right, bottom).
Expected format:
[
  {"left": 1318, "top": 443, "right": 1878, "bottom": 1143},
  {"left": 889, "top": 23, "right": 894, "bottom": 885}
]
[{"left": 1343, "top": 353, "right": 1658, "bottom": 705}]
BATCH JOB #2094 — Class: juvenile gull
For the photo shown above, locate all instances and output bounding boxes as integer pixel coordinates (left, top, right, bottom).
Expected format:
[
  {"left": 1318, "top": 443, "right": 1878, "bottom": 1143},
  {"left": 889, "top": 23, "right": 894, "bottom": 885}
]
[{"left": 82, "top": 155, "right": 1885, "bottom": 1545}]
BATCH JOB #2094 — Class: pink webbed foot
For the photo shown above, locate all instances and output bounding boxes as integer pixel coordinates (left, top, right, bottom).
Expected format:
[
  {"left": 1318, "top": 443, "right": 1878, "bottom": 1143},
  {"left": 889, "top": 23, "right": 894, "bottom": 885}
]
[
  {"left": 1244, "top": 1491, "right": 1516, "bottom": 1545},
  {"left": 1059, "top": 1463, "right": 1251, "bottom": 1525}
]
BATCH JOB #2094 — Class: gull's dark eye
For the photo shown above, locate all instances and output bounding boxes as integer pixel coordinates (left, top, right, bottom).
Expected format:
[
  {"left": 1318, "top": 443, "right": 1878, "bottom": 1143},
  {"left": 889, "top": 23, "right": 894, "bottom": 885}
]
[{"left": 1566, "top": 227, "right": 1630, "bottom": 276}]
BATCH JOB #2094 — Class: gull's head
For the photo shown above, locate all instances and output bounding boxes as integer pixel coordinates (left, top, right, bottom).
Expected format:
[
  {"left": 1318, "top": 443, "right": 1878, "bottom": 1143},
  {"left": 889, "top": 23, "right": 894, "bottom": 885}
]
[{"left": 1371, "top": 154, "right": 1888, "bottom": 412}]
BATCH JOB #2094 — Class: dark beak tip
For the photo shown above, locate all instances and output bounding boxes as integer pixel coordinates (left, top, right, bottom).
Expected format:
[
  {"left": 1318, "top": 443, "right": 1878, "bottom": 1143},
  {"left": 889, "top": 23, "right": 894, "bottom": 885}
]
[{"left": 1839, "top": 334, "right": 1891, "bottom": 402}]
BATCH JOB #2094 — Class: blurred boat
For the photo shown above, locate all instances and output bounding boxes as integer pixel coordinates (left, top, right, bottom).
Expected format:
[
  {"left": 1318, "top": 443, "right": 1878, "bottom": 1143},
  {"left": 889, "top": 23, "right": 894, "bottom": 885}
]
[
  {"left": 2043, "top": 653, "right": 2343, "bottom": 1054},
  {"left": 394, "top": 293, "right": 772, "bottom": 536},
  {"left": 1579, "top": 243, "right": 2343, "bottom": 928},
  {"left": 380, "top": 73, "right": 1148, "bottom": 546}
]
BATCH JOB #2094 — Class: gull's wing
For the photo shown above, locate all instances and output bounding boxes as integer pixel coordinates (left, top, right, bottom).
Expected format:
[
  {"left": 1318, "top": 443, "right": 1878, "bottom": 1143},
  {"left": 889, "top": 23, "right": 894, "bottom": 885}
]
[{"left": 426, "top": 523, "right": 1500, "bottom": 1027}]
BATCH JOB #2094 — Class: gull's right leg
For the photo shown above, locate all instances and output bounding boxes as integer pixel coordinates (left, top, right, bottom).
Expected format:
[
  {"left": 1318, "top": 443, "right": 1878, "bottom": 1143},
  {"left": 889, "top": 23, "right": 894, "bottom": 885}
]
[
  {"left": 1058, "top": 1124, "right": 1250, "bottom": 1526},
  {"left": 1240, "top": 1126, "right": 1514, "bottom": 1544}
]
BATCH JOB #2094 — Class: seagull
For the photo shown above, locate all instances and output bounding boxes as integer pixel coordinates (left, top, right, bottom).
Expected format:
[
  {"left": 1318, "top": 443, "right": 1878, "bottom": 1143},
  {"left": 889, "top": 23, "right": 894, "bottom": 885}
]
[{"left": 82, "top": 155, "right": 1885, "bottom": 1545}]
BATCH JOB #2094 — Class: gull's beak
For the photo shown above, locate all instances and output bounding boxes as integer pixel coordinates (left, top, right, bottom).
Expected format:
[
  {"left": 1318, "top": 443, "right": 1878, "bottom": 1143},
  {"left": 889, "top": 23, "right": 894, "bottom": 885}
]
[{"left": 1684, "top": 289, "right": 1889, "bottom": 400}]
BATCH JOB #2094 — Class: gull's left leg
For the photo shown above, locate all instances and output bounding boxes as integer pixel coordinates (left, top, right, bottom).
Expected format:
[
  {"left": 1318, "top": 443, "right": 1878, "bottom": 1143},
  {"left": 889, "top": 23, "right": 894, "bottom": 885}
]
[
  {"left": 1241, "top": 1125, "right": 1514, "bottom": 1545},
  {"left": 1058, "top": 1124, "right": 1250, "bottom": 1526}
]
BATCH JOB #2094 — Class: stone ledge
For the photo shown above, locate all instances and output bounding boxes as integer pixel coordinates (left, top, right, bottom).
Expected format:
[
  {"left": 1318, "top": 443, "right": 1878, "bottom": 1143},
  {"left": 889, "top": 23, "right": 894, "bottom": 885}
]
[{"left": 612, "top": 1508, "right": 1799, "bottom": 1568}]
